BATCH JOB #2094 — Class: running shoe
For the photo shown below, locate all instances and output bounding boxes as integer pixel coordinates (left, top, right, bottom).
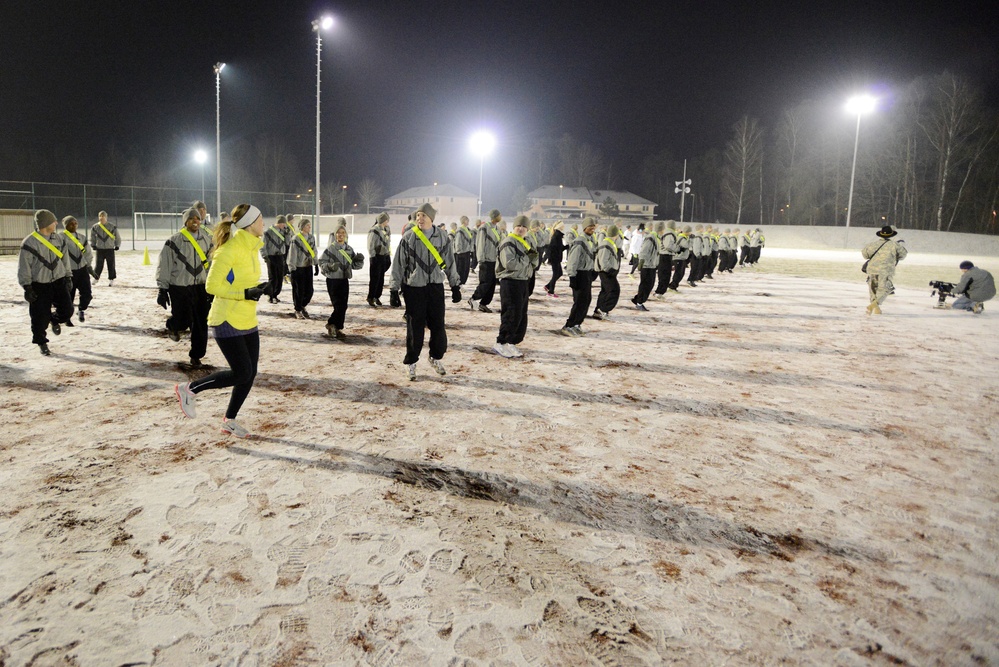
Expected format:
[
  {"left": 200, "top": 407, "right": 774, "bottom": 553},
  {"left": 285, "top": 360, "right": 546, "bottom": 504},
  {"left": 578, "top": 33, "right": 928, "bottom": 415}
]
[
  {"left": 506, "top": 344, "right": 524, "bottom": 358},
  {"left": 78, "top": 310, "right": 85, "bottom": 322},
  {"left": 167, "top": 327, "right": 180, "bottom": 342},
  {"left": 468, "top": 297, "right": 478, "bottom": 311},
  {"left": 493, "top": 342, "right": 513, "bottom": 357},
  {"left": 220, "top": 418, "right": 250, "bottom": 438},
  {"left": 973, "top": 302, "right": 985, "bottom": 314},
  {"left": 51, "top": 320, "right": 61, "bottom": 335},
  {"left": 478, "top": 304, "right": 493, "bottom": 313},
  {"left": 407, "top": 363, "right": 417, "bottom": 381},
  {"left": 635, "top": 303, "right": 649, "bottom": 311},
  {"left": 571, "top": 326, "right": 586, "bottom": 337},
  {"left": 39, "top": 343, "right": 51, "bottom": 356},
  {"left": 558, "top": 326, "right": 575, "bottom": 337},
  {"left": 429, "top": 358, "right": 447, "bottom": 376},
  {"left": 175, "top": 382, "right": 196, "bottom": 418}
]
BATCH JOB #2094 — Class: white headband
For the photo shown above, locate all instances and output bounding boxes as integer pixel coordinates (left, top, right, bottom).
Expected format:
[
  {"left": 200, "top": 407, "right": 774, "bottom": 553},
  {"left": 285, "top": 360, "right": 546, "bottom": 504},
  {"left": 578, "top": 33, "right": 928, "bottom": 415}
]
[{"left": 235, "top": 205, "right": 261, "bottom": 229}]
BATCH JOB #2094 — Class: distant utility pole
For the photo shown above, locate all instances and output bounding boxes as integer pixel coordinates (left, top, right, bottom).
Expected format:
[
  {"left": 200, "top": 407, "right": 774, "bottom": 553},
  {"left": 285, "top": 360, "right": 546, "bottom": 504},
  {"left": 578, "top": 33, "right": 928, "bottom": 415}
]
[{"left": 675, "top": 159, "right": 692, "bottom": 222}]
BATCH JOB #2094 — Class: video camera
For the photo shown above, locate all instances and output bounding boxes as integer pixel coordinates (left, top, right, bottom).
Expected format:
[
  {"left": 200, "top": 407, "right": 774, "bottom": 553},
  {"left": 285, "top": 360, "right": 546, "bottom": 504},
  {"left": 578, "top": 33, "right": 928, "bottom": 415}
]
[{"left": 929, "top": 280, "right": 956, "bottom": 308}]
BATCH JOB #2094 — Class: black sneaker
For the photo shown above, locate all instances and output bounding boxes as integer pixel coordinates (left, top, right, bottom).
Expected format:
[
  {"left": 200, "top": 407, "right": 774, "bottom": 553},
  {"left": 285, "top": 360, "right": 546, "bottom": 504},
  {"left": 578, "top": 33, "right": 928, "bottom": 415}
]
[
  {"left": 478, "top": 304, "right": 493, "bottom": 313},
  {"left": 39, "top": 343, "right": 51, "bottom": 356},
  {"left": 189, "top": 358, "right": 203, "bottom": 369},
  {"left": 167, "top": 327, "right": 180, "bottom": 342},
  {"left": 78, "top": 310, "right": 85, "bottom": 322},
  {"left": 367, "top": 298, "right": 378, "bottom": 308},
  {"left": 64, "top": 319, "right": 75, "bottom": 327},
  {"left": 374, "top": 298, "right": 383, "bottom": 306},
  {"left": 51, "top": 321, "right": 61, "bottom": 335}
]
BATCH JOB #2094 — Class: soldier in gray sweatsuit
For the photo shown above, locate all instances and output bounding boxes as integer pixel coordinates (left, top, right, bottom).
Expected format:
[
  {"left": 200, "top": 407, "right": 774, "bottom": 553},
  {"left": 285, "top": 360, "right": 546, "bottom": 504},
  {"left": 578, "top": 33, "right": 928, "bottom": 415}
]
[
  {"left": 320, "top": 225, "right": 365, "bottom": 339},
  {"left": 287, "top": 219, "right": 319, "bottom": 318},
  {"left": 366, "top": 212, "right": 392, "bottom": 306},
  {"left": 494, "top": 215, "right": 539, "bottom": 357},
  {"left": 631, "top": 223, "right": 661, "bottom": 309},
  {"left": 470, "top": 209, "right": 503, "bottom": 312},
  {"left": 560, "top": 218, "right": 598, "bottom": 335},
  {"left": 90, "top": 210, "right": 122, "bottom": 284},
  {"left": 453, "top": 215, "right": 475, "bottom": 286},
  {"left": 262, "top": 215, "right": 290, "bottom": 303},
  {"left": 156, "top": 207, "right": 213, "bottom": 365},
  {"left": 654, "top": 222, "right": 677, "bottom": 297},
  {"left": 18, "top": 210, "right": 74, "bottom": 355},
  {"left": 390, "top": 203, "right": 461, "bottom": 379},
  {"left": 594, "top": 224, "right": 623, "bottom": 318},
  {"left": 61, "top": 215, "right": 96, "bottom": 322}
]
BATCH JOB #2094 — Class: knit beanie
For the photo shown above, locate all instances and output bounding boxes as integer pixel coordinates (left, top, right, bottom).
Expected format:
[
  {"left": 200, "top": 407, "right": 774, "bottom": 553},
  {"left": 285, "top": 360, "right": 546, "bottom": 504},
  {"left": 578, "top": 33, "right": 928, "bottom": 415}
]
[
  {"left": 415, "top": 202, "right": 437, "bottom": 222},
  {"left": 376, "top": 212, "right": 390, "bottom": 225},
  {"left": 654, "top": 221, "right": 666, "bottom": 233},
  {"left": 488, "top": 208, "right": 501, "bottom": 221},
  {"left": 335, "top": 217, "right": 347, "bottom": 230},
  {"left": 34, "top": 209, "right": 57, "bottom": 231},
  {"left": 512, "top": 215, "right": 530, "bottom": 229},
  {"left": 61, "top": 215, "right": 78, "bottom": 227},
  {"left": 299, "top": 217, "right": 311, "bottom": 231},
  {"left": 606, "top": 224, "right": 620, "bottom": 239},
  {"left": 181, "top": 207, "right": 200, "bottom": 223},
  {"left": 276, "top": 215, "right": 287, "bottom": 225},
  {"left": 583, "top": 217, "right": 598, "bottom": 230}
]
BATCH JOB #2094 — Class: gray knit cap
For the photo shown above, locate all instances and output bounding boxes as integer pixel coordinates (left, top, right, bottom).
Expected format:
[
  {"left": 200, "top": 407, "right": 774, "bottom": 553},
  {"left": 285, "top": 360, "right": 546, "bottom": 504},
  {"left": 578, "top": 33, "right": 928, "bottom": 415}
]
[
  {"left": 415, "top": 203, "right": 437, "bottom": 222},
  {"left": 376, "top": 212, "right": 390, "bottom": 225},
  {"left": 34, "top": 209, "right": 57, "bottom": 231}
]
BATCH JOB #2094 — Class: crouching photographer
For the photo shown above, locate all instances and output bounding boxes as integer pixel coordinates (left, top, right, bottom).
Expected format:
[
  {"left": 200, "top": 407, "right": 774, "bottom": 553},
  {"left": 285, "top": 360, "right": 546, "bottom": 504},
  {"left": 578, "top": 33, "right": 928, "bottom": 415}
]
[{"left": 951, "top": 261, "right": 995, "bottom": 314}]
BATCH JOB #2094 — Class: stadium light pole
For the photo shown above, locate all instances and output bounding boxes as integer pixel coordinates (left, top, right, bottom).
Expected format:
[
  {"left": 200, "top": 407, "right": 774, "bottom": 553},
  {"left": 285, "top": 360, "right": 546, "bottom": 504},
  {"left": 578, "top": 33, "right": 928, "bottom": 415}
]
[
  {"left": 313, "top": 15, "right": 334, "bottom": 228},
  {"left": 194, "top": 150, "right": 208, "bottom": 204},
  {"left": 213, "top": 63, "right": 225, "bottom": 219},
  {"left": 844, "top": 94, "right": 876, "bottom": 229},
  {"left": 469, "top": 130, "right": 496, "bottom": 218}
]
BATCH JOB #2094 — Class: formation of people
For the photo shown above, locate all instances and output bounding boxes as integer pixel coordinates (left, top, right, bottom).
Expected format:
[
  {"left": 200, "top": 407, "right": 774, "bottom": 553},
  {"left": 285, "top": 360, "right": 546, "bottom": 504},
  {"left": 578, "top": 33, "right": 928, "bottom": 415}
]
[{"left": 27, "top": 202, "right": 987, "bottom": 436}]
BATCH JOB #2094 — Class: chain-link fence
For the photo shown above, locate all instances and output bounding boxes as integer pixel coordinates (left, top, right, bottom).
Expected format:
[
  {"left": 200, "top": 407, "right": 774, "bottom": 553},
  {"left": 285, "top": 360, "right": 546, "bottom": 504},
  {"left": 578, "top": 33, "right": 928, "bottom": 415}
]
[{"left": 0, "top": 180, "right": 320, "bottom": 249}]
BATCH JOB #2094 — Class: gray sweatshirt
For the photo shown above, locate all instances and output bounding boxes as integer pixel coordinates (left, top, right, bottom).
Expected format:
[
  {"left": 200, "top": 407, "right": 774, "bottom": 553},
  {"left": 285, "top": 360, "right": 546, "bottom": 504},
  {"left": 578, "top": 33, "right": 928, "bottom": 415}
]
[
  {"left": 90, "top": 221, "right": 121, "bottom": 250},
  {"left": 566, "top": 234, "right": 597, "bottom": 276},
  {"left": 453, "top": 225, "right": 475, "bottom": 254},
  {"left": 319, "top": 242, "right": 361, "bottom": 280},
  {"left": 637, "top": 233, "right": 660, "bottom": 269},
  {"left": 156, "top": 228, "right": 213, "bottom": 289},
  {"left": 61, "top": 229, "right": 93, "bottom": 271},
  {"left": 18, "top": 231, "right": 70, "bottom": 286},
  {"left": 287, "top": 232, "right": 318, "bottom": 269},
  {"left": 475, "top": 223, "right": 502, "bottom": 263},
  {"left": 953, "top": 267, "right": 996, "bottom": 302},
  {"left": 659, "top": 230, "right": 677, "bottom": 256},
  {"left": 496, "top": 235, "right": 538, "bottom": 281},
  {"left": 367, "top": 224, "right": 391, "bottom": 257},
  {"left": 595, "top": 238, "right": 622, "bottom": 274},
  {"left": 390, "top": 225, "right": 460, "bottom": 289},
  {"left": 673, "top": 234, "right": 690, "bottom": 261},
  {"left": 263, "top": 225, "right": 289, "bottom": 257}
]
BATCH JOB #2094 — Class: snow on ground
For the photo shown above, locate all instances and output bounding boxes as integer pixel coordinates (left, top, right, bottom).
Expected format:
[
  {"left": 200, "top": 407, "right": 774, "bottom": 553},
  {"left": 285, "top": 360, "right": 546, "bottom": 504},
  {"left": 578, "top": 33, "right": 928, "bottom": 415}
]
[{"left": 0, "top": 249, "right": 996, "bottom": 666}]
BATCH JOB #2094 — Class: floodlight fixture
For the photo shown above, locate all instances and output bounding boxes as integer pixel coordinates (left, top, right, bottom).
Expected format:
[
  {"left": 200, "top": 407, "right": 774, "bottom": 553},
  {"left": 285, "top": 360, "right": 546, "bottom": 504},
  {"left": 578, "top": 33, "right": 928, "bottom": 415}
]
[
  {"left": 845, "top": 94, "right": 876, "bottom": 116},
  {"left": 194, "top": 150, "right": 207, "bottom": 164}
]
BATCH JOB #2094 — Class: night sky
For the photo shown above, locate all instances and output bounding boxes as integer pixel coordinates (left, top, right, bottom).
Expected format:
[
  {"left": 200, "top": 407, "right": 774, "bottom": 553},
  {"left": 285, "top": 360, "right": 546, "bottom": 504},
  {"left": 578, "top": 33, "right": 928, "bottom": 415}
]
[{"left": 3, "top": 0, "right": 995, "bottom": 209}]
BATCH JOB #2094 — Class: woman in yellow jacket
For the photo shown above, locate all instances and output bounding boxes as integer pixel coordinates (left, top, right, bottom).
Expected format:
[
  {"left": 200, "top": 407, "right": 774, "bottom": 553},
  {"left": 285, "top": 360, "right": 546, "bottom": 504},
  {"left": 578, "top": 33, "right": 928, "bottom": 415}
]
[{"left": 174, "top": 204, "right": 272, "bottom": 437}]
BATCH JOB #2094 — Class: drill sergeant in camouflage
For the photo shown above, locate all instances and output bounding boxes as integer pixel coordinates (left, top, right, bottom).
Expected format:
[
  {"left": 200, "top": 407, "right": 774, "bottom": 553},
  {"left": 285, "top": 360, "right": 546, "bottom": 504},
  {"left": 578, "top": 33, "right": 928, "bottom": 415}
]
[
  {"left": 156, "top": 207, "right": 213, "bottom": 366},
  {"left": 61, "top": 215, "right": 97, "bottom": 322},
  {"left": 18, "top": 210, "right": 74, "bottom": 355},
  {"left": 862, "top": 225, "right": 907, "bottom": 315}
]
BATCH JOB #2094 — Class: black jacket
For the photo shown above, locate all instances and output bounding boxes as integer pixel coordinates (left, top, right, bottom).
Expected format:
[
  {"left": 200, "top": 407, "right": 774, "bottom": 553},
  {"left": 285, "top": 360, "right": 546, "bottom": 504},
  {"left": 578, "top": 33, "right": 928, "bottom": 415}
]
[{"left": 548, "top": 229, "right": 565, "bottom": 266}]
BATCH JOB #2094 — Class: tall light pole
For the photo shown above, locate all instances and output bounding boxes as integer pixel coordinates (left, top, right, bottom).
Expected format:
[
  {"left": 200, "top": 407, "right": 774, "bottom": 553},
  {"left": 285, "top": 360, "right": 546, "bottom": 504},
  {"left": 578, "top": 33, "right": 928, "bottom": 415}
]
[
  {"left": 341, "top": 184, "right": 347, "bottom": 214},
  {"left": 313, "top": 15, "right": 334, "bottom": 227},
  {"left": 213, "top": 63, "right": 225, "bottom": 219},
  {"left": 675, "top": 159, "right": 691, "bottom": 223},
  {"left": 194, "top": 150, "right": 208, "bottom": 204},
  {"left": 845, "top": 94, "right": 876, "bottom": 228},
  {"left": 469, "top": 130, "right": 496, "bottom": 218}
]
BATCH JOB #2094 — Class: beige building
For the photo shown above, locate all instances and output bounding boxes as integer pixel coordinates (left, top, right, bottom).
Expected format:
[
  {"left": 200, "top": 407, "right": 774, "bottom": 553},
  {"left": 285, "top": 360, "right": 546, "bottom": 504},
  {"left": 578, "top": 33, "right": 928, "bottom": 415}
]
[
  {"left": 384, "top": 184, "right": 478, "bottom": 217},
  {"left": 525, "top": 186, "right": 657, "bottom": 220}
]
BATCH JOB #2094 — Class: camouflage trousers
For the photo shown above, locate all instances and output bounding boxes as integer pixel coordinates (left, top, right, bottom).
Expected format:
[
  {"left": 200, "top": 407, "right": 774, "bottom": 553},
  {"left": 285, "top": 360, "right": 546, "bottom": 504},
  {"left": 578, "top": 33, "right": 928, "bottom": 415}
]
[{"left": 867, "top": 273, "right": 894, "bottom": 305}]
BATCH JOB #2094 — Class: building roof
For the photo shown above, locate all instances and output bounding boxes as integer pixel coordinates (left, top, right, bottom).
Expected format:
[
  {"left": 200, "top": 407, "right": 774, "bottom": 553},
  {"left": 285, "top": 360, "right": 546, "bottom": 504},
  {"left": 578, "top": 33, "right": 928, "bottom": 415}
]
[
  {"left": 386, "top": 184, "right": 477, "bottom": 201},
  {"left": 527, "top": 186, "right": 656, "bottom": 206}
]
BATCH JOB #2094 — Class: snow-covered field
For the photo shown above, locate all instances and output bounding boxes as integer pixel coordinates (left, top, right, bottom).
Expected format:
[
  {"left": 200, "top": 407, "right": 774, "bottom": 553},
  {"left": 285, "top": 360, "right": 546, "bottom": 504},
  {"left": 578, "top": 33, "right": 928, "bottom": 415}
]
[{"left": 0, "top": 248, "right": 996, "bottom": 665}]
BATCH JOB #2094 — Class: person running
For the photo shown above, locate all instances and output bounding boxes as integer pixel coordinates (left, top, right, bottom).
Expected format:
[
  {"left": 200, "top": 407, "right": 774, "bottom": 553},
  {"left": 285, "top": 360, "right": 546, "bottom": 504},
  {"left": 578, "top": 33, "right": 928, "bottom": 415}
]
[
  {"left": 559, "top": 217, "right": 597, "bottom": 336},
  {"left": 174, "top": 204, "right": 272, "bottom": 437},
  {"left": 156, "top": 207, "right": 213, "bottom": 367},
  {"left": 862, "top": 225, "right": 907, "bottom": 315},
  {"left": 61, "top": 215, "right": 96, "bottom": 323},
  {"left": 631, "top": 221, "right": 661, "bottom": 311},
  {"left": 544, "top": 221, "right": 566, "bottom": 297},
  {"left": 287, "top": 218, "right": 318, "bottom": 319},
  {"left": 18, "top": 210, "right": 74, "bottom": 356},
  {"left": 453, "top": 215, "right": 475, "bottom": 286},
  {"left": 593, "top": 224, "right": 623, "bottom": 320},
  {"left": 668, "top": 226, "right": 691, "bottom": 291},
  {"left": 653, "top": 221, "right": 677, "bottom": 299},
  {"left": 469, "top": 208, "right": 502, "bottom": 313},
  {"left": 319, "top": 223, "right": 364, "bottom": 340},
  {"left": 494, "top": 215, "right": 538, "bottom": 358},
  {"left": 389, "top": 203, "right": 461, "bottom": 380},
  {"left": 262, "top": 215, "right": 290, "bottom": 303},
  {"left": 366, "top": 212, "right": 392, "bottom": 306},
  {"left": 90, "top": 210, "right": 121, "bottom": 285}
]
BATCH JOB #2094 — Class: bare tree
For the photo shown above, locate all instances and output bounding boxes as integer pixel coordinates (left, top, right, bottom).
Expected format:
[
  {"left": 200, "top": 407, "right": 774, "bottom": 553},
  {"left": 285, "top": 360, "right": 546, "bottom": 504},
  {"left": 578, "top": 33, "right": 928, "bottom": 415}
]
[
  {"left": 356, "top": 178, "right": 382, "bottom": 214},
  {"left": 322, "top": 179, "right": 345, "bottom": 216},
  {"left": 721, "top": 116, "right": 763, "bottom": 226}
]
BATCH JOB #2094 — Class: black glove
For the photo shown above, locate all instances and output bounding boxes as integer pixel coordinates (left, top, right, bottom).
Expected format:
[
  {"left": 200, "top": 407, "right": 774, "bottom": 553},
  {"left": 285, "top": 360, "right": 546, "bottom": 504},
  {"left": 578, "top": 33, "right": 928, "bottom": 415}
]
[
  {"left": 244, "top": 282, "right": 271, "bottom": 301},
  {"left": 23, "top": 285, "right": 37, "bottom": 304},
  {"left": 451, "top": 286, "right": 462, "bottom": 303},
  {"left": 157, "top": 289, "right": 171, "bottom": 309},
  {"left": 569, "top": 276, "right": 579, "bottom": 289},
  {"left": 114, "top": 246, "right": 120, "bottom": 251},
  {"left": 314, "top": 265, "right": 319, "bottom": 276},
  {"left": 389, "top": 289, "right": 401, "bottom": 308},
  {"left": 88, "top": 267, "right": 98, "bottom": 279}
]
